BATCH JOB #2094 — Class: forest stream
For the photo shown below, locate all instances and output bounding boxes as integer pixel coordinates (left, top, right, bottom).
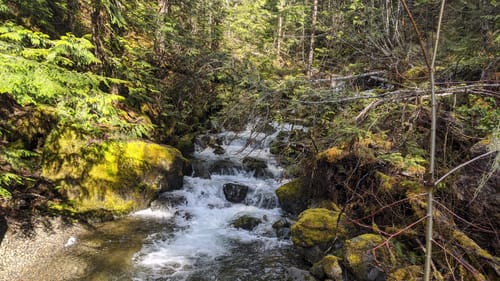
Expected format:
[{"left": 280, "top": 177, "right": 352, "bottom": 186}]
[{"left": 49, "top": 125, "right": 309, "bottom": 281}]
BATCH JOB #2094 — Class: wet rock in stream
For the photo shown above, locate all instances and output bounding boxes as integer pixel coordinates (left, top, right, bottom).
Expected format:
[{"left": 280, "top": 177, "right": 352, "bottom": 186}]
[
  {"left": 231, "top": 215, "right": 262, "bottom": 231},
  {"left": 223, "top": 183, "right": 250, "bottom": 203}
]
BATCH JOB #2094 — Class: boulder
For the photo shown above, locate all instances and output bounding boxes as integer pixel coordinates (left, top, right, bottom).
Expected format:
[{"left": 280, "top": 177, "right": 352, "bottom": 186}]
[
  {"left": 285, "top": 267, "right": 317, "bottom": 281},
  {"left": 275, "top": 178, "right": 309, "bottom": 215},
  {"left": 42, "top": 129, "right": 188, "bottom": 214},
  {"left": 321, "top": 255, "right": 343, "bottom": 281},
  {"left": 344, "top": 234, "right": 389, "bottom": 281},
  {"left": 231, "top": 215, "right": 262, "bottom": 231},
  {"left": 191, "top": 159, "right": 211, "bottom": 179},
  {"left": 242, "top": 157, "right": 273, "bottom": 178},
  {"left": 223, "top": 183, "right": 249, "bottom": 203},
  {"left": 272, "top": 218, "right": 292, "bottom": 239},
  {"left": 291, "top": 208, "right": 346, "bottom": 263},
  {"left": 310, "top": 255, "right": 343, "bottom": 281}
]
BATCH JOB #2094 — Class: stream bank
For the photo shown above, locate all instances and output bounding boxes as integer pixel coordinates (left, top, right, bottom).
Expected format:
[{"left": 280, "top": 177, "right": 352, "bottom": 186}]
[{"left": 0, "top": 216, "right": 89, "bottom": 281}]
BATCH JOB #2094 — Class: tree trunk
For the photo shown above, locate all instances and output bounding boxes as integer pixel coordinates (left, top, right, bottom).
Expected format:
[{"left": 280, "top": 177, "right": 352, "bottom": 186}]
[
  {"left": 91, "top": 0, "right": 107, "bottom": 73},
  {"left": 155, "top": 0, "right": 169, "bottom": 59},
  {"left": 276, "top": 0, "right": 285, "bottom": 65},
  {"left": 307, "top": 0, "right": 317, "bottom": 77}
]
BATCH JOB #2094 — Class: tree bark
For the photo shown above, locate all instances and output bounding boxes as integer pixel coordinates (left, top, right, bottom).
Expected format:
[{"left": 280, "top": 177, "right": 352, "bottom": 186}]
[
  {"left": 155, "top": 0, "right": 169, "bottom": 59},
  {"left": 91, "top": 0, "right": 107, "bottom": 73},
  {"left": 276, "top": 0, "right": 285, "bottom": 65},
  {"left": 307, "top": 0, "right": 317, "bottom": 78}
]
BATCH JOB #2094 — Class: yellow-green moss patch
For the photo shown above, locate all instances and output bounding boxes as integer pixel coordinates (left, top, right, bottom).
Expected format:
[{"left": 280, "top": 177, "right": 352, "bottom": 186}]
[
  {"left": 344, "top": 233, "right": 390, "bottom": 281},
  {"left": 275, "top": 178, "right": 309, "bottom": 215},
  {"left": 388, "top": 266, "right": 422, "bottom": 281},
  {"left": 291, "top": 208, "right": 346, "bottom": 247},
  {"left": 42, "top": 129, "right": 187, "bottom": 215}
]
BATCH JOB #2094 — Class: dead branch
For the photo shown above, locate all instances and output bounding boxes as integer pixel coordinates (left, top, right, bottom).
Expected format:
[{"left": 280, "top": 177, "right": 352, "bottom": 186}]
[
  {"left": 432, "top": 239, "right": 487, "bottom": 281},
  {"left": 311, "top": 71, "right": 386, "bottom": 83},
  {"left": 371, "top": 215, "right": 428, "bottom": 251},
  {"left": 433, "top": 201, "right": 499, "bottom": 234},
  {"left": 355, "top": 99, "right": 384, "bottom": 124},
  {"left": 300, "top": 83, "right": 500, "bottom": 105}
]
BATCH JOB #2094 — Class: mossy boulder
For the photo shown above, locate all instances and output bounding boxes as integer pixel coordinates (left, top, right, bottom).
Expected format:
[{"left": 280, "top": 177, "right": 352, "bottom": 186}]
[
  {"left": 276, "top": 178, "right": 309, "bottom": 215},
  {"left": 344, "top": 234, "right": 392, "bottom": 281},
  {"left": 292, "top": 208, "right": 346, "bottom": 247},
  {"left": 310, "top": 255, "right": 343, "bottom": 281},
  {"left": 42, "top": 129, "right": 188, "bottom": 215},
  {"left": 291, "top": 208, "right": 346, "bottom": 263},
  {"left": 231, "top": 215, "right": 262, "bottom": 231}
]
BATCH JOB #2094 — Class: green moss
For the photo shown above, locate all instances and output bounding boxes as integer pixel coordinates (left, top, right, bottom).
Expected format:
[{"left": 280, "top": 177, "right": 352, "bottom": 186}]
[
  {"left": 318, "top": 146, "right": 345, "bottom": 163},
  {"left": 452, "top": 229, "right": 497, "bottom": 264},
  {"left": 42, "top": 129, "right": 186, "bottom": 215},
  {"left": 315, "top": 200, "right": 341, "bottom": 212},
  {"left": 345, "top": 234, "right": 386, "bottom": 279},
  {"left": 400, "top": 180, "right": 424, "bottom": 192},
  {"left": 322, "top": 255, "right": 343, "bottom": 280},
  {"left": 387, "top": 266, "right": 422, "bottom": 281},
  {"left": 291, "top": 208, "right": 346, "bottom": 247},
  {"left": 375, "top": 171, "right": 397, "bottom": 191},
  {"left": 311, "top": 255, "right": 343, "bottom": 280},
  {"left": 276, "top": 178, "right": 305, "bottom": 199}
]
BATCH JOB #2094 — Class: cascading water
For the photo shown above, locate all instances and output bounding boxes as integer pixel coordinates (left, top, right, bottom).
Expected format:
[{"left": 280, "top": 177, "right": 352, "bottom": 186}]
[{"left": 130, "top": 124, "right": 307, "bottom": 280}]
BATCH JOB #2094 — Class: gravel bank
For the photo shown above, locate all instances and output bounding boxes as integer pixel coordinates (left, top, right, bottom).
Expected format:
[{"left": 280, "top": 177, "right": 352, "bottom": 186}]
[{"left": 0, "top": 216, "right": 90, "bottom": 281}]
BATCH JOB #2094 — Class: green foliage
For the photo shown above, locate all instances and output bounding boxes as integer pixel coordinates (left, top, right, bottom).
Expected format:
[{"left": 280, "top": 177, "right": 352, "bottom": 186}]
[
  {"left": 456, "top": 95, "right": 500, "bottom": 136},
  {"left": 0, "top": 23, "right": 52, "bottom": 48},
  {"left": 1, "top": 147, "right": 39, "bottom": 169},
  {"left": 0, "top": 172, "right": 23, "bottom": 199},
  {"left": 0, "top": 0, "right": 8, "bottom": 14},
  {"left": 47, "top": 33, "right": 100, "bottom": 69},
  {"left": 0, "top": 23, "right": 151, "bottom": 138}
]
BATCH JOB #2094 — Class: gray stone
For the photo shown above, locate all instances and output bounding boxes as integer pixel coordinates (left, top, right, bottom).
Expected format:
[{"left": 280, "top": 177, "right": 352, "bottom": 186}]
[
  {"left": 286, "top": 267, "right": 317, "bottom": 281},
  {"left": 242, "top": 157, "right": 273, "bottom": 178},
  {"left": 223, "top": 183, "right": 249, "bottom": 203}
]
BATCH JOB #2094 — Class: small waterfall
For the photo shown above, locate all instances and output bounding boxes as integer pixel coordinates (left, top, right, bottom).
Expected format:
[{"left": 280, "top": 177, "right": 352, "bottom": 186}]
[{"left": 131, "top": 124, "right": 305, "bottom": 280}]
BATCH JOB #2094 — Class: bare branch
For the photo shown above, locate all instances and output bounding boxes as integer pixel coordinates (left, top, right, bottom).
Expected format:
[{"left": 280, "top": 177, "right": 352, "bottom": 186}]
[
  {"left": 299, "top": 83, "right": 500, "bottom": 105},
  {"left": 310, "top": 71, "right": 386, "bottom": 83},
  {"left": 434, "top": 150, "right": 498, "bottom": 186},
  {"left": 400, "top": 0, "right": 431, "bottom": 70}
]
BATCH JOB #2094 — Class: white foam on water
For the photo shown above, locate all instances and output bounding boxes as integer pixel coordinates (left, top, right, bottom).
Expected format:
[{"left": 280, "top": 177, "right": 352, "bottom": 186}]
[
  {"left": 133, "top": 124, "right": 296, "bottom": 279},
  {"left": 133, "top": 208, "right": 175, "bottom": 220}
]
